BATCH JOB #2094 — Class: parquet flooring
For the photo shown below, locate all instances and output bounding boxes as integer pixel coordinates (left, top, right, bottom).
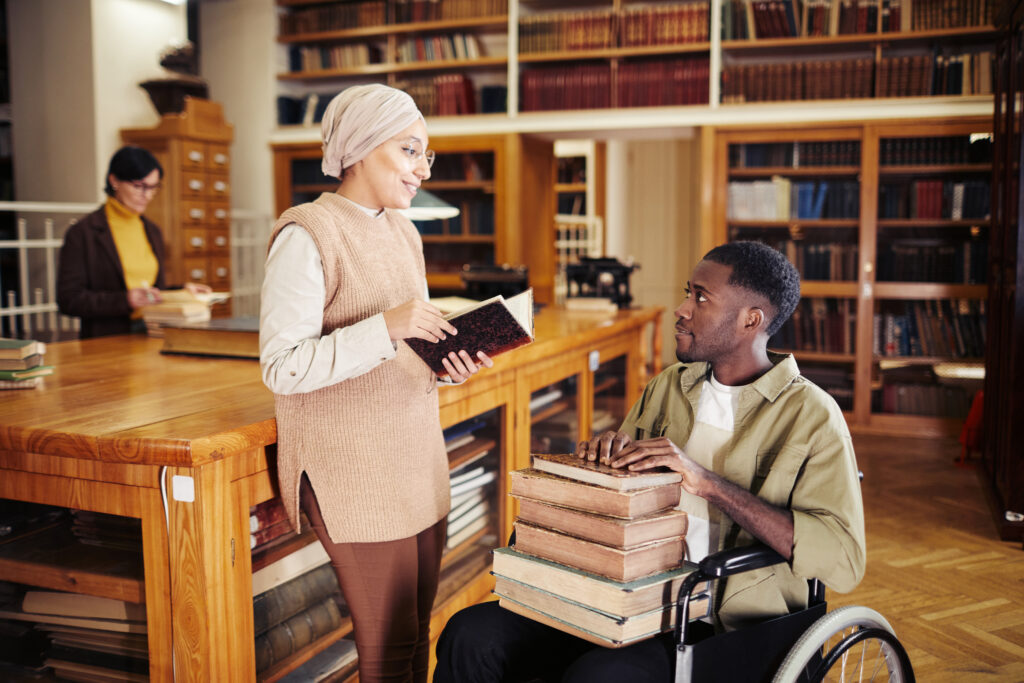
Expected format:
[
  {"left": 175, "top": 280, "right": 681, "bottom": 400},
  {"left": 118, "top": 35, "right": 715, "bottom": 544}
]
[{"left": 828, "top": 434, "right": 1024, "bottom": 681}]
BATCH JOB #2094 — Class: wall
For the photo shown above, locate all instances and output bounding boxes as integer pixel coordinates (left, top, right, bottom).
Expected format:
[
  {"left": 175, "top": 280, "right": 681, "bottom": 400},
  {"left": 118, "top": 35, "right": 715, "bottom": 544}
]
[
  {"left": 7, "top": 0, "right": 185, "bottom": 203},
  {"left": 198, "top": 0, "right": 277, "bottom": 218},
  {"left": 606, "top": 136, "right": 703, "bottom": 367}
]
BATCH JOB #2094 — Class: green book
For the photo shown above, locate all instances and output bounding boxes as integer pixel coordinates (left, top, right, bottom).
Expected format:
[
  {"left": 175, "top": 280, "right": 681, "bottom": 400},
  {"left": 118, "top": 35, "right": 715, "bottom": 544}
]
[
  {"left": 0, "top": 365, "right": 54, "bottom": 381},
  {"left": 0, "top": 338, "right": 45, "bottom": 361}
]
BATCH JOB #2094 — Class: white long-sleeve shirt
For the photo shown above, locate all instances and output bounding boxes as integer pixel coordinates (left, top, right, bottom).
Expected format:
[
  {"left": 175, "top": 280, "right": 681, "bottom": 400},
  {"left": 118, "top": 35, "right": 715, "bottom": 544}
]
[{"left": 260, "top": 198, "right": 444, "bottom": 395}]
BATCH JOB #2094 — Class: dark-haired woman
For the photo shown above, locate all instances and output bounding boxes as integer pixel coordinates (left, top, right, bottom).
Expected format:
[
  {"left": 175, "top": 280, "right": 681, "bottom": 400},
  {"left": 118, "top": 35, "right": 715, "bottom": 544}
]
[{"left": 57, "top": 145, "right": 209, "bottom": 338}]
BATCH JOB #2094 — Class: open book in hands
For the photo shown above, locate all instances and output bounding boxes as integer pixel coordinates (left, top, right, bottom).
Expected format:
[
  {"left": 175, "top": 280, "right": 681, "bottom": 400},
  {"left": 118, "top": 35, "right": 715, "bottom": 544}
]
[{"left": 405, "top": 289, "right": 535, "bottom": 378}]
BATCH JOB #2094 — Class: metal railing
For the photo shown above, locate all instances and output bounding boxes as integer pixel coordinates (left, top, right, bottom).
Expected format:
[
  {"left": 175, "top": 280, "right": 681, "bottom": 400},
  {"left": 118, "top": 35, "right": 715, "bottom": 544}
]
[{"left": 0, "top": 201, "right": 275, "bottom": 340}]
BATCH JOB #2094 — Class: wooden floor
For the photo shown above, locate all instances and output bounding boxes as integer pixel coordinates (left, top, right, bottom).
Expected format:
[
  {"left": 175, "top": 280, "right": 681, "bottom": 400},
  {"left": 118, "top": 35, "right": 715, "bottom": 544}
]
[{"left": 828, "top": 434, "right": 1024, "bottom": 682}]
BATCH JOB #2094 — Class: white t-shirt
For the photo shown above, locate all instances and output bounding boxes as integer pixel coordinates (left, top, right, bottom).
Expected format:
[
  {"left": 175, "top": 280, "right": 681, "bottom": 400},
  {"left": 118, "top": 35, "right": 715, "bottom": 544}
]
[{"left": 679, "top": 373, "right": 743, "bottom": 563}]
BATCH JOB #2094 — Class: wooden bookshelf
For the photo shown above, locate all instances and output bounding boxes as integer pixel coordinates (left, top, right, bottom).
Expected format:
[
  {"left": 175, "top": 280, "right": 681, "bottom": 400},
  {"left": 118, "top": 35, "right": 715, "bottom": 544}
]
[{"left": 710, "top": 116, "right": 993, "bottom": 437}]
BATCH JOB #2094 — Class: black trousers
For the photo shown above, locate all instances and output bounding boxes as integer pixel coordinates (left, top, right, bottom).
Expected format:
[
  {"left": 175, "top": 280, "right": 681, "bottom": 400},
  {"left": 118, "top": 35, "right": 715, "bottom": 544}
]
[{"left": 432, "top": 601, "right": 679, "bottom": 683}]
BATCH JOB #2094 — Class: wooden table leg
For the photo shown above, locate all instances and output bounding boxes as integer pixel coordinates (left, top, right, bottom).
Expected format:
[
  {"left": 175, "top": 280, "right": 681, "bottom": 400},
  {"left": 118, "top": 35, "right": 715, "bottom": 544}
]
[{"left": 165, "top": 460, "right": 256, "bottom": 681}]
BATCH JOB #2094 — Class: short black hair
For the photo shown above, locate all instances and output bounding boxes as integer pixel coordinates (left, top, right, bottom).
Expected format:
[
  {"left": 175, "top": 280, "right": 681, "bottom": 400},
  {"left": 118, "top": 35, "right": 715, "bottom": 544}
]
[
  {"left": 703, "top": 240, "right": 801, "bottom": 336},
  {"left": 104, "top": 146, "right": 163, "bottom": 196}
]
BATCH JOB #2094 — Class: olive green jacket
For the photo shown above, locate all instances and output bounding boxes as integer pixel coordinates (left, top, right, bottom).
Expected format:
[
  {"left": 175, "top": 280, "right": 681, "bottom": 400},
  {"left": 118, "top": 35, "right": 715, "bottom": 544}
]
[{"left": 620, "top": 353, "right": 866, "bottom": 631}]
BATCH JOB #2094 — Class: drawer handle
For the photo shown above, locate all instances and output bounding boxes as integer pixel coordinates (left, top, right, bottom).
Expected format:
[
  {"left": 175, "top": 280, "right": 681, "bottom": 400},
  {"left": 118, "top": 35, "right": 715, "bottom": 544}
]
[
  {"left": 215, "top": 209, "right": 228, "bottom": 220},
  {"left": 216, "top": 267, "right": 228, "bottom": 278},
  {"left": 189, "top": 208, "right": 205, "bottom": 220},
  {"left": 188, "top": 150, "right": 204, "bottom": 163},
  {"left": 215, "top": 236, "right": 228, "bottom": 247},
  {"left": 214, "top": 181, "right": 227, "bottom": 193},
  {"left": 190, "top": 268, "right": 206, "bottom": 280},
  {"left": 214, "top": 153, "right": 228, "bottom": 165},
  {"left": 189, "top": 179, "right": 204, "bottom": 191},
  {"left": 190, "top": 236, "right": 205, "bottom": 248}
]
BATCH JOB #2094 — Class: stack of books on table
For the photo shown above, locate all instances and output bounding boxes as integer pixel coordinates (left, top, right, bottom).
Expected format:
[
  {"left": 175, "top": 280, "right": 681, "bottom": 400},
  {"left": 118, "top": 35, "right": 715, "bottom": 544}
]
[
  {"left": 0, "top": 338, "right": 52, "bottom": 389},
  {"left": 496, "top": 453, "right": 709, "bottom": 648},
  {"left": 251, "top": 538, "right": 355, "bottom": 677},
  {"left": 0, "top": 583, "right": 148, "bottom": 682},
  {"left": 140, "top": 289, "right": 230, "bottom": 336}
]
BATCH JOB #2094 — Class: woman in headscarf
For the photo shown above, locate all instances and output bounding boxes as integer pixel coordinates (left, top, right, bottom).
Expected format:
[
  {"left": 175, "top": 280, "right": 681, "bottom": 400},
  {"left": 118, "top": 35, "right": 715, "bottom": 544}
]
[{"left": 259, "top": 84, "right": 492, "bottom": 682}]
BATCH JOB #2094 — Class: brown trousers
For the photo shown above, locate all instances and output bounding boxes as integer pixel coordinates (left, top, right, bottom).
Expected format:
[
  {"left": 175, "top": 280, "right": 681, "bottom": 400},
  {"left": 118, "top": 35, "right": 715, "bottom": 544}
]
[{"left": 300, "top": 475, "right": 447, "bottom": 683}]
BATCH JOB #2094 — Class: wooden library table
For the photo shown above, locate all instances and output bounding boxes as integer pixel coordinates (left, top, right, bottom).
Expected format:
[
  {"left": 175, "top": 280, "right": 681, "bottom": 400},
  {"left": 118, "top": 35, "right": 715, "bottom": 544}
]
[{"left": 0, "top": 306, "right": 662, "bottom": 682}]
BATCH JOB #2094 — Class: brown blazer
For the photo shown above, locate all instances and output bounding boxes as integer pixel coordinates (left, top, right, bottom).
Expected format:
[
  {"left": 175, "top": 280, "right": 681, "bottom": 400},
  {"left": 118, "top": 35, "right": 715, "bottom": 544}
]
[{"left": 56, "top": 205, "right": 168, "bottom": 339}]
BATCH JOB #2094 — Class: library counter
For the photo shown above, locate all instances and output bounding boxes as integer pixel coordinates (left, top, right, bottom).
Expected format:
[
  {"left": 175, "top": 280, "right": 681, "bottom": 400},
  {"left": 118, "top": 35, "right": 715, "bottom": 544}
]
[{"left": 0, "top": 305, "right": 662, "bottom": 682}]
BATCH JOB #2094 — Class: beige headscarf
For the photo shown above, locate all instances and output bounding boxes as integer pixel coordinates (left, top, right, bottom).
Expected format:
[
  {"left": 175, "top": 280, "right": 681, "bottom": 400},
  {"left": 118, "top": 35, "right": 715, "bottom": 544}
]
[{"left": 320, "top": 84, "right": 425, "bottom": 179}]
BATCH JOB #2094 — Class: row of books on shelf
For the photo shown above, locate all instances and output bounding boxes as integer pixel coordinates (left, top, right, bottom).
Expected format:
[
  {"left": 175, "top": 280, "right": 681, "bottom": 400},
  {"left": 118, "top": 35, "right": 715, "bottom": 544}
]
[
  {"left": 443, "top": 418, "right": 497, "bottom": 552},
  {"left": 723, "top": 0, "right": 992, "bottom": 39},
  {"left": 874, "top": 298, "right": 985, "bottom": 358},
  {"left": 768, "top": 240, "right": 859, "bottom": 281},
  {"left": 771, "top": 298, "right": 858, "bottom": 355},
  {"left": 876, "top": 239, "right": 987, "bottom": 283},
  {"left": 721, "top": 49, "right": 990, "bottom": 103},
  {"left": 518, "top": 3, "right": 709, "bottom": 54},
  {"left": 879, "top": 179, "right": 990, "bottom": 220},
  {"left": 396, "top": 33, "right": 483, "bottom": 63},
  {"left": 279, "top": 0, "right": 386, "bottom": 37},
  {"left": 520, "top": 57, "right": 710, "bottom": 112},
  {"left": 0, "top": 337, "right": 52, "bottom": 389},
  {"left": 498, "top": 453, "right": 708, "bottom": 646},
  {"left": 280, "top": 0, "right": 508, "bottom": 38},
  {"left": 288, "top": 43, "right": 379, "bottom": 73},
  {"left": 729, "top": 140, "right": 860, "bottom": 168},
  {"left": 880, "top": 134, "right": 992, "bottom": 165},
  {"left": 727, "top": 178, "right": 860, "bottom": 220},
  {"left": 874, "top": 377, "right": 973, "bottom": 418},
  {"left": 402, "top": 74, "right": 504, "bottom": 116},
  {"left": 429, "top": 151, "right": 491, "bottom": 182}
]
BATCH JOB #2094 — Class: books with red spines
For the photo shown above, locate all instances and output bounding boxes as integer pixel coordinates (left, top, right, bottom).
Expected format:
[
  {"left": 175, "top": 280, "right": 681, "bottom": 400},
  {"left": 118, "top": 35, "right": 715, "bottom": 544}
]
[
  {"left": 250, "top": 497, "right": 288, "bottom": 533},
  {"left": 251, "top": 518, "right": 294, "bottom": 550}
]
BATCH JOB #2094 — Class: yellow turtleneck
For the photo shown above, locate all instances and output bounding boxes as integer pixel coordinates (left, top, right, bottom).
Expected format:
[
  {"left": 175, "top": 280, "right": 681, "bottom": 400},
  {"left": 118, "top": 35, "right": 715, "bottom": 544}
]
[{"left": 104, "top": 196, "right": 159, "bottom": 292}]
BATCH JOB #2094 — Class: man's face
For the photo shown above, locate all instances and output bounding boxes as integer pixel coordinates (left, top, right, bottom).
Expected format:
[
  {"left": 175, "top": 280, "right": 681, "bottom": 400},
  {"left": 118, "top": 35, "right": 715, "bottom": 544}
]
[{"left": 673, "top": 260, "right": 746, "bottom": 364}]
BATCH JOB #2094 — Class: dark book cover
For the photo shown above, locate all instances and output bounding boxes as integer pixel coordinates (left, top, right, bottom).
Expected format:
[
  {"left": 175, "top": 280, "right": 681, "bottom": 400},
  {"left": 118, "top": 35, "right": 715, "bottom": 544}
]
[
  {"left": 253, "top": 564, "right": 342, "bottom": 636},
  {"left": 254, "top": 596, "right": 343, "bottom": 672},
  {"left": 405, "top": 289, "right": 533, "bottom": 378}
]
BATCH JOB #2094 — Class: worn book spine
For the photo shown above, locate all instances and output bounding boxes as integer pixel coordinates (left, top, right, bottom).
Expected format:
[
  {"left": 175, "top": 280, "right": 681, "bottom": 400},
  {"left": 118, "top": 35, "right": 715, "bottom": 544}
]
[
  {"left": 253, "top": 563, "right": 342, "bottom": 636},
  {"left": 514, "top": 522, "right": 685, "bottom": 582},
  {"left": 250, "top": 497, "right": 289, "bottom": 533},
  {"left": 508, "top": 469, "right": 680, "bottom": 519},
  {"left": 515, "top": 497, "right": 687, "bottom": 549},
  {"left": 254, "top": 596, "right": 343, "bottom": 672}
]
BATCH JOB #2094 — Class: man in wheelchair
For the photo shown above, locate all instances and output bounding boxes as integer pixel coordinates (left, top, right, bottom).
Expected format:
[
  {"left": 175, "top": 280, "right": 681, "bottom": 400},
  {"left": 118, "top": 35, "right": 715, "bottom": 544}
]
[{"left": 434, "top": 241, "right": 867, "bottom": 682}]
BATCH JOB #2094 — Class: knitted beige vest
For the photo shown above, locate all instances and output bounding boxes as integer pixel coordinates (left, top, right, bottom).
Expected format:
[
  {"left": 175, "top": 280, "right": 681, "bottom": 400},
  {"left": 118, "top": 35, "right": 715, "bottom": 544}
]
[{"left": 269, "top": 192, "right": 450, "bottom": 543}]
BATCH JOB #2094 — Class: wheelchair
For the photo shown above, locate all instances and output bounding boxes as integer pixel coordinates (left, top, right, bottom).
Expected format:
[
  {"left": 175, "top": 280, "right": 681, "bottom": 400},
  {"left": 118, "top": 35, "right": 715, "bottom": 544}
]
[{"left": 673, "top": 543, "right": 915, "bottom": 683}]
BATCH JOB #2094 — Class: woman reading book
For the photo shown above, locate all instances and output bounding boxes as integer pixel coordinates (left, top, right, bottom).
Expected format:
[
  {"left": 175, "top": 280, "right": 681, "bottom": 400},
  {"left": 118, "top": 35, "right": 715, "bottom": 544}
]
[
  {"left": 56, "top": 146, "right": 210, "bottom": 339},
  {"left": 259, "top": 84, "right": 492, "bottom": 683}
]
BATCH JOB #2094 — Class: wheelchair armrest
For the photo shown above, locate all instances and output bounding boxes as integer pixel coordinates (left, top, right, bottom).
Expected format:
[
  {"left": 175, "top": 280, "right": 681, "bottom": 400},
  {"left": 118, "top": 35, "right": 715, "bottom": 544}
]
[{"left": 697, "top": 542, "right": 786, "bottom": 579}]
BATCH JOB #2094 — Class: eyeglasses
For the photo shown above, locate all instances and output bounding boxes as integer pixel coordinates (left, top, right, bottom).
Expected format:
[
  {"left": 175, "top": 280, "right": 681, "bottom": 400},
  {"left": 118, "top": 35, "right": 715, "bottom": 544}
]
[
  {"left": 399, "top": 143, "right": 436, "bottom": 169},
  {"left": 128, "top": 180, "right": 161, "bottom": 194}
]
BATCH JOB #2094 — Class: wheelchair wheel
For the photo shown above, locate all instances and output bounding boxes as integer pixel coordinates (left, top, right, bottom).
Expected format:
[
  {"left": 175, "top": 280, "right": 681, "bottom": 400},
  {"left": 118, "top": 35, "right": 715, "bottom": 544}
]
[{"left": 772, "top": 605, "right": 914, "bottom": 683}]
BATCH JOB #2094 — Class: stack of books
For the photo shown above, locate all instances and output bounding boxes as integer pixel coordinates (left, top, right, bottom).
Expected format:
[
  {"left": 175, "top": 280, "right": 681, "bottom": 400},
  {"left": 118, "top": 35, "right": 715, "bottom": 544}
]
[
  {"left": 0, "top": 338, "right": 51, "bottom": 389},
  {"left": 0, "top": 584, "right": 148, "bottom": 682},
  {"left": 140, "top": 290, "right": 230, "bottom": 336},
  {"left": 445, "top": 419, "right": 497, "bottom": 552},
  {"left": 496, "top": 453, "right": 709, "bottom": 647},
  {"left": 249, "top": 498, "right": 293, "bottom": 552}
]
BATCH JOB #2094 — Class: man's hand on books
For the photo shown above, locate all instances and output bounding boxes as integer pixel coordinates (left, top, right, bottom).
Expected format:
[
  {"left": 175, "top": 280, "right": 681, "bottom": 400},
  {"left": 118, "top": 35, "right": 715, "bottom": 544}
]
[
  {"left": 608, "top": 437, "right": 713, "bottom": 499},
  {"left": 441, "top": 350, "right": 494, "bottom": 384},
  {"left": 384, "top": 299, "right": 458, "bottom": 344},
  {"left": 574, "top": 431, "right": 633, "bottom": 466}
]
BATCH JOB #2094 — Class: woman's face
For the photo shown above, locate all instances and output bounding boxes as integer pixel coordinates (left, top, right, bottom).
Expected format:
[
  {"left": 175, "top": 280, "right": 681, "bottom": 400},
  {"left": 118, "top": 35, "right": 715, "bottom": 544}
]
[
  {"left": 111, "top": 168, "right": 161, "bottom": 215},
  {"left": 353, "top": 119, "right": 432, "bottom": 210}
]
